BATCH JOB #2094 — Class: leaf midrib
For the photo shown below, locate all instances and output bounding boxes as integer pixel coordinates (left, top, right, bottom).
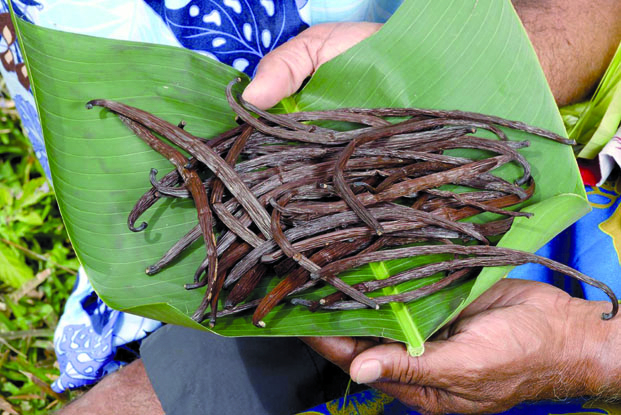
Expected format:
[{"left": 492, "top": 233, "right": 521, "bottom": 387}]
[{"left": 369, "top": 261, "right": 424, "bottom": 355}]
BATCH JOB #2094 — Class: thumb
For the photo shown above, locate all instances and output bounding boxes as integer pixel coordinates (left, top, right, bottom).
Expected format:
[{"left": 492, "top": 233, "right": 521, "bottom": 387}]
[
  {"left": 349, "top": 342, "right": 457, "bottom": 387},
  {"left": 241, "top": 33, "right": 315, "bottom": 109},
  {"left": 242, "top": 22, "right": 381, "bottom": 109}
]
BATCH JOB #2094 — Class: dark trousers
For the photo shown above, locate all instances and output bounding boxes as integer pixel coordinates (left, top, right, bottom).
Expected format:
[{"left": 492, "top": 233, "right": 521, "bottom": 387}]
[{"left": 140, "top": 325, "right": 353, "bottom": 415}]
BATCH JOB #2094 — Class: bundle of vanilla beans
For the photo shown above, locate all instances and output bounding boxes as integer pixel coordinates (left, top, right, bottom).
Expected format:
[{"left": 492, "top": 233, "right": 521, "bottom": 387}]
[{"left": 87, "top": 78, "right": 618, "bottom": 328}]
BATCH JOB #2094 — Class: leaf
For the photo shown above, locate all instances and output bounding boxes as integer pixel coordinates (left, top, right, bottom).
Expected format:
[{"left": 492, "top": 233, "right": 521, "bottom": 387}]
[
  {"left": 11, "top": 0, "right": 589, "bottom": 350},
  {"left": 560, "top": 101, "right": 589, "bottom": 133},
  {"left": 14, "top": 211, "right": 43, "bottom": 226},
  {"left": 0, "top": 244, "right": 33, "bottom": 288},
  {"left": 14, "top": 177, "right": 49, "bottom": 209},
  {"left": 568, "top": 41, "right": 621, "bottom": 158},
  {"left": 0, "top": 183, "right": 13, "bottom": 207}
]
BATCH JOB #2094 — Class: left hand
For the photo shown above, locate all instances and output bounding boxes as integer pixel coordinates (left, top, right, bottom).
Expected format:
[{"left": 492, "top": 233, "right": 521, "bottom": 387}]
[
  {"left": 303, "top": 279, "right": 615, "bottom": 414},
  {"left": 241, "top": 22, "right": 381, "bottom": 110}
]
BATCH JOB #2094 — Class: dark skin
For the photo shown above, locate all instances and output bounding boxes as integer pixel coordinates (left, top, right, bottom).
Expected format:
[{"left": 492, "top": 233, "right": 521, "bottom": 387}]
[{"left": 58, "top": 1, "right": 621, "bottom": 413}]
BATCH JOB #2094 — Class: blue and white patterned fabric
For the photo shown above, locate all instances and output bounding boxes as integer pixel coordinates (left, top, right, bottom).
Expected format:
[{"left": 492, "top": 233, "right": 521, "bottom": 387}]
[
  {"left": 144, "top": 0, "right": 308, "bottom": 75},
  {"left": 3, "top": 0, "right": 620, "bottom": 398},
  {"left": 52, "top": 273, "right": 159, "bottom": 391}
]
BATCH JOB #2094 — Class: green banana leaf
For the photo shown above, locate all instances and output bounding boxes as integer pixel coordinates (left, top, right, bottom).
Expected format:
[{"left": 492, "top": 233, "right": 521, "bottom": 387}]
[{"left": 13, "top": 0, "right": 589, "bottom": 355}]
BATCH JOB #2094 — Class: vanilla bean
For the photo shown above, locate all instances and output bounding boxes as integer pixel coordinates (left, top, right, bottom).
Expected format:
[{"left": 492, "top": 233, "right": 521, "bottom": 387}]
[
  {"left": 211, "top": 126, "right": 264, "bottom": 248},
  {"left": 317, "top": 268, "right": 474, "bottom": 309},
  {"left": 226, "top": 79, "right": 342, "bottom": 145},
  {"left": 224, "top": 265, "right": 268, "bottom": 310},
  {"left": 213, "top": 299, "right": 261, "bottom": 319},
  {"left": 424, "top": 189, "right": 532, "bottom": 218},
  {"left": 368, "top": 127, "right": 475, "bottom": 150},
  {"left": 333, "top": 118, "right": 479, "bottom": 234},
  {"left": 252, "top": 237, "right": 374, "bottom": 327},
  {"left": 128, "top": 166, "right": 183, "bottom": 231},
  {"left": 372, "top": 161, "right": 461, "bottom": 193},
  {"left": 235, "top": 147, "right": 334, "bottom": 171},
  {"left": 148, "top": 168, "right": 192, "bottom": 199},
  {"left": 418, "top": 136, "right": 531, "bottom": 185},
  {"left": 288, "top": 155, "right": 512, "bottom": 217},
  {"left": 185, "top": 241, "right": 251, "bottom": 290},
  {"left": 146, "top": 224, "right": 201, "bottom": 275},
  {"left": 473, "top": 218, "right": 515, "bottom": 236},
  {"left": 224, "top": 265, "right": 267, "bottom": 308},
  {"left": 237, "top": 95, "right": 335, "bottom": 132},
  {"left": 262, "top": 204, "right": 487, "bottom": 264},
  {"left": 285, "top": 109, "right": 392, "bottom": 127},
  {"left": 88, "top": 99, "right": 273, "bottom": 238},
  {"left": 117, "top": 115, "right": 219, "bottom": 304},
  {"left": 269, "top": 195, "right": 324, "bottom": 275},
  {"left": 457, "top": 174, "right": 530, "bottom": 200},
  {"left": 338, "top": 107, "right": 573, "bottom": 145},
  {"left": 429, "top": 181, "right": 535, "bottom": 220},
  {"left": 315, "top": 245, "right": 512, "bottom": 279},
  {"left": 224, "top": 212, "right": 436, "bottom": 288},
  {"left": 112, "top": 88, "right": 608, "bottom": 327},
  {"left": 311, "top": 244, "right": 618, "bottom": 319},
  {"left": 273, "top": 257, "right": 298, "bottom": 277},
  {"left": 126, "top": 124, "right": 244, "bottom": 231}
]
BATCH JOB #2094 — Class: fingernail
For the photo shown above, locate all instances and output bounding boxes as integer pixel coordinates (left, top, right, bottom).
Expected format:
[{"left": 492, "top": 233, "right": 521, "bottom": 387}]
[{"left": 353, "top": 359, "right": 381, "bottom": 384}]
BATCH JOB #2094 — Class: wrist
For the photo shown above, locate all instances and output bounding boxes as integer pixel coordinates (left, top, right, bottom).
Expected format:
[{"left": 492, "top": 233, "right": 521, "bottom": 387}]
[{"left": 563, "top": 297, "right": 621, "bottom": 398}]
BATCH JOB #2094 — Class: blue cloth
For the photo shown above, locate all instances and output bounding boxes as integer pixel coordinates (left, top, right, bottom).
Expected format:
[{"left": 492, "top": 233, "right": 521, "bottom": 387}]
[{"left": 301, "top": 390, "right": 617, "bottom": 414}]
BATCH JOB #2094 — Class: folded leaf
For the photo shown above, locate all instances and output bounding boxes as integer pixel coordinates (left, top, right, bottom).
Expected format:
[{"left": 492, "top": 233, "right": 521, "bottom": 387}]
[
  {"left": 570, "top": 41, "right": 621, "bottom": 158},
  {"left": 12, "top": 0, "right": 588, "bottom": 351}
]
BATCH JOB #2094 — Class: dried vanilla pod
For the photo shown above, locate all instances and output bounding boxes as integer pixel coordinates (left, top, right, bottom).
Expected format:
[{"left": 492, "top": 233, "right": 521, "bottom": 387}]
[{"left": 87, "top": 78, "right": 617, "bottom": 328}]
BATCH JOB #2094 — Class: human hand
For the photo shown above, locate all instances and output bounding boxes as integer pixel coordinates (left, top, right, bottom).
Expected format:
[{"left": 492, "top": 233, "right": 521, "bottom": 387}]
[
  {"left": 241, "top": 22, "right": 381, "bottom": 110},
  {"left": 303, "top": 279, "right": 617, "bottom": 414}
]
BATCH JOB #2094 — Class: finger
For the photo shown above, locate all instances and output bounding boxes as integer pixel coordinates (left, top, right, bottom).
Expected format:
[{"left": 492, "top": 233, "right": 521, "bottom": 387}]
[
  {"left": 349, "top": 341, "right": 465, "bottom": 388},
  {"left": 300, "top": 336, "right": 377, "bottom": 372}
]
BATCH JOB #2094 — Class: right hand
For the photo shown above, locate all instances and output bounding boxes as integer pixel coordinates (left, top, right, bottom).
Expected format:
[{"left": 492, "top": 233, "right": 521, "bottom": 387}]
[{"left": 304, "top": 279, "right": 616, "bottom": 414}]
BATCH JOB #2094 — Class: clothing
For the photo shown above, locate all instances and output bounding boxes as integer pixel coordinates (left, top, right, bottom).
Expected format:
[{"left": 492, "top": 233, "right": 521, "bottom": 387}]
[
  {"left": 140, "top": 325, "right": 358, "bottom": 414},
  {"left": 141, "top": 325, "right": 621, "bottom": 415},
  {"left": 3, "top": 0, "right": 621, "bottom": 412}
]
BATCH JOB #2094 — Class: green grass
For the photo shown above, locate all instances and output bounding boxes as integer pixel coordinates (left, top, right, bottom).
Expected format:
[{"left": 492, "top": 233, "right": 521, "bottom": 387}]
[{"left": 0, "top": 89, "right": 79, "bottom": 414}]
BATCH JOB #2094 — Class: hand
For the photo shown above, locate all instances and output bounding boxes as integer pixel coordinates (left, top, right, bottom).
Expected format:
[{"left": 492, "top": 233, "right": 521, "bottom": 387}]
[
  {"left": 241, "top": 22, "right": 381, "bottom": 110},
  {"left": 303, "top": 279, "right": 616, "bottom": 414}
]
